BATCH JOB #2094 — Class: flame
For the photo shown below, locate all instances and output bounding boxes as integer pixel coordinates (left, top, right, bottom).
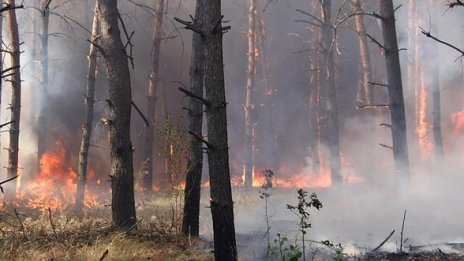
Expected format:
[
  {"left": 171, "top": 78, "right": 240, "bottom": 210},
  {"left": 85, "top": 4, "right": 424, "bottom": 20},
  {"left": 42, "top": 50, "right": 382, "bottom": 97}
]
[
  {"left": 451, "top": 109, "right": 464, "bottom": 134},
  {"left": 416, "top": 63, "right": 434, "bottom": 158},
  {"left": 22, "top": 140, "right": 100, "bottom": 210}
]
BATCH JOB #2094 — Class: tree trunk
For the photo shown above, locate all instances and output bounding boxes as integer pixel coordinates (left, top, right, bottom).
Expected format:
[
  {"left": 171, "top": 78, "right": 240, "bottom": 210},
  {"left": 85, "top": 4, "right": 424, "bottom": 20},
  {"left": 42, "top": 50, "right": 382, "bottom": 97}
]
[
  {"left": 244, "top": 0, "right": 256, "bottom": 190},
  {"left": 76, "top": 3, "right": 100, "bottom": 211},
  {"left": 351, "top": 0, "right": 373, "bottom": 105},
  {"left": 37, "top": 0, "right": 50, "bottom": 166},
  {"left": 96, "top": 0, "right": 136, "bottom": 229},
  {"left": 379, "top": 0, "right": 410, "bottom": 177},
  {"left": 181, "top": 0, "right": 205, "bottom": 237},
  {"left": 6, "top": 0, "right": 22, "bottom": 198},
  {"left": 429, "top": 0, "right": 443, "bottom": 159},
  {"left": 142, "top": 0, "right": 165, "bottom": 192},
  {"left": 320, "top": 0, "right": 342, "bottom": 184},
  {"left": 256, "top": 14, "right": 280, "bottom": 176},
  {"left": 203, "top": 0, "right": 237, "bottom": 259}
]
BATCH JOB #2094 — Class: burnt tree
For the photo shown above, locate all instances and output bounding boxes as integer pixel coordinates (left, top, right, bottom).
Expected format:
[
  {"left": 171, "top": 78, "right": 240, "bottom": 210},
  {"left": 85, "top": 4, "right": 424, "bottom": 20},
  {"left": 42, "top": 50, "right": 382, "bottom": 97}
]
[
  {"left": 181, "top": 0, "right": 205, "bottom": 237},
  {"left": 176, "top": 1, "right": 237, "bottom": 256},
  {"left": 97, "top": 0, "right": 136, "bottom": 228},
  {"left": 320, "top": 0, "right": 342, "bottom": 184},
  {"left": 5, "top": 0, "right": 22, "bottom": 198},
  {"left": 76, "top": 3, "right": 100, "bottom": 211},
  {"left": 204, "top": 2, "right": 237, "bottom": 258},
  {"left": 244, "top": 0, "right": 257, "bottom": 190},
  {"left": 142, "top": 0, "right": 165, "bottom": 191},
  {"left": 379, "top": 0, "right": 410, "bottom": 177},
  {"left": 428, "top": 0, "right": 443, "bottom": 159},
  {"left": 37, "top": 0, "right": 50, "bottom": 166}
]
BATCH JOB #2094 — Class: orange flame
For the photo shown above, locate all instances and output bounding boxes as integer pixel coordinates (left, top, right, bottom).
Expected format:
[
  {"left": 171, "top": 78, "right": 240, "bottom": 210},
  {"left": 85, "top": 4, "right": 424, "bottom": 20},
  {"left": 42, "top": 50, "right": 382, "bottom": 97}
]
[{"left": 23, "top": 140, "right": 99, "bottom": 210}]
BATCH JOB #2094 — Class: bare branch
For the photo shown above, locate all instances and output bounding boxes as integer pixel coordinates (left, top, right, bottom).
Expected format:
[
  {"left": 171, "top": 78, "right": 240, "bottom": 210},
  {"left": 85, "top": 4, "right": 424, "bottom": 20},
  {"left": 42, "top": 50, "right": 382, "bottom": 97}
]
[
  {"left": 420, "top": 26, "right": 464, "bottom": 57},
  {"left": 131, "top": 101, "right": 149, "bottom": 127},
  {"left": 379, "top": 143, "right": 393, "bottom": 150},
  {"left": 368, "top": 81, "right": 389, "bottom": 88},
  {"left": 188, "top": 131, "right": 211, "bottom": 148},
  {"left": 356, "top": 104, "right": 389, "bottom": 109},
  {"left": 366, "top": 33, "right": 386, "bottom": 50}
]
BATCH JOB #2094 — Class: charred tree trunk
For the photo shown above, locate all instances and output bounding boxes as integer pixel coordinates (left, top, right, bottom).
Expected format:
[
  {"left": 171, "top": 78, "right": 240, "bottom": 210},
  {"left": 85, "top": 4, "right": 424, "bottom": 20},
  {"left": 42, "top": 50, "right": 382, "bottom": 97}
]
[
  {"left": 379, "top": 0, "right": 410, "bottom": 177},
  {"left": 181, "top": 0, "right": 205, "bottom": 237},
  {"left": 351, "top": 0, "right": 373, "bottom": 105},
  {"left": 6, "top": 0, "right": 22, "bottom": 198},
  {"left": 308, "top": 52, "right": 321, "bottom": 173},
  {"left": 97, "top": 0, "right": 136, "bottom": 228},
  {"left": 244, "top": 0, "right": 257, "bottom": 190},
  {"left": 142, "top": 0, "right": 165, "bottom": 192},
  {"left": 204, "top": 1, "right": 237, "bottom": 259},
  {"left": 429, "top": 1, "right": 443, "bottom": 159},
  {"left": 320, "top": 0, "right": 342, "bottom": 184},
  {"left": 76, "top": 4, "right": 100, "bottom": 211},
  {"left": 37, "top": 0, "right": 50, "bottom": 166},
  {"left": 256, "top": 14, "right": 280, "bottom": 176}
]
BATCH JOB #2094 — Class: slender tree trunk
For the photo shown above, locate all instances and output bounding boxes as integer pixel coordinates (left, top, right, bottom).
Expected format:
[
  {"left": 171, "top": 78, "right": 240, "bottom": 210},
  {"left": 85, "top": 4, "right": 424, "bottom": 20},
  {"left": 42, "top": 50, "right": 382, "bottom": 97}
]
[
  {"left": 308, "top": 51, "right": 321, "bottom": 173},
  {"left": 204, "top": 1, "right": 237, "bottom": 258},
  {"left": 181, "top": 0, "right": 205, "bottom": 237},
  {"left": 0, "top": 0, "right": 3, "bottom": 173},
  {"left": 320, "top": 0, "right": 342, "bottom": 184},
  {"left": 351, "top": 0, "right": 373, "bottom": 105},
  {"left": 6, "top": 0, "right": 22, "bottom": 198},
  {"left": 244, "top": 0, "right": 256, "bottom": 190},
  {"left": 142, "top": 0, "right": 165, "bottom": 192},
  {"left": 379, "top": 0, "right": 410, "bottom": 177},
  {"left": 256, "top": 14, "right": 280, "bottom": 176},
  {"left": 97, "top": 0, "right": 136, "bottom": 228},
  {"left": 37, "top": 0, "right": 50, "bottom": 166},
  {"left": 429, "top": 0, "right": 443, "bottom": 159},
  {"left": 76, "top": 4, "right": 100, "bottom": 211}
]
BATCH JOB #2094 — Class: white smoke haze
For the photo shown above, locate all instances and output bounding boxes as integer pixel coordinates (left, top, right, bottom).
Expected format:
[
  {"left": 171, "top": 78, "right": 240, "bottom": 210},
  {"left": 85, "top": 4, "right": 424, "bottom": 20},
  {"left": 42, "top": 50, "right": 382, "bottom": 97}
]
[{"left": 0, "top": 0, "right": 463, "bottom": 259}]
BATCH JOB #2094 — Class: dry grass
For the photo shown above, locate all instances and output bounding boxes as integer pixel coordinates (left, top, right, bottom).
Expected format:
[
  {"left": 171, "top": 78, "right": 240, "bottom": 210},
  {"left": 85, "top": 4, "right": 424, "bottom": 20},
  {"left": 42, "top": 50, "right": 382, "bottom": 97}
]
[{"left": 0, "top": 194, "right": 213, "bottom": 261}]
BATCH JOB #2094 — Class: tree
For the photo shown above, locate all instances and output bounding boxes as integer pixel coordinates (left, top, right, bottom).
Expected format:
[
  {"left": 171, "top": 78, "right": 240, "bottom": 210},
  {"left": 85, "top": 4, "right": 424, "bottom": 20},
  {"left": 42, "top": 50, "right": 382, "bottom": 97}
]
[
  {"left": 203, "top": 1, "right": 237, "bottom": 257},
  {"left": 37, "top": 0, "right": 51, "bottom": 166},
  {"left": 142, "top": 0, "right": 165, "bottom": 192},
  {"left": 320, "top": 0, "right": 342, "bottom": 184},
  {"left": 177, "top": 0, "right": 237, "bottom": 258},
  {"left": 244, "top": 0, "right": 257, "bottom": 190},
  {"left": 379, "top": 0, "right": 410, "bottom": 177},
  {"left": 5, "top": 0, "right": 22, "bottom": 198},
  {"left": 181, "top": 0, "right": 205, "bottom": 237},
  {"left": 96, "top": 0, "right": 136, "bottom": 228},
  {"left": 76, "top": 3, "right": 100, "bottom": 211},
  {"left": 428, "top": 0, "right": 443, "bottom": 159}
]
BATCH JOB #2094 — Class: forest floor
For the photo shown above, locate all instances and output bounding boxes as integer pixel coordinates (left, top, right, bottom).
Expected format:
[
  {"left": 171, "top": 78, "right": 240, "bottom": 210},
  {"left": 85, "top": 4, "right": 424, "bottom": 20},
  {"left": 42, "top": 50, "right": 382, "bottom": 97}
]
[{"left": 0, "top": 191, "right": 214, "bottom": 261}]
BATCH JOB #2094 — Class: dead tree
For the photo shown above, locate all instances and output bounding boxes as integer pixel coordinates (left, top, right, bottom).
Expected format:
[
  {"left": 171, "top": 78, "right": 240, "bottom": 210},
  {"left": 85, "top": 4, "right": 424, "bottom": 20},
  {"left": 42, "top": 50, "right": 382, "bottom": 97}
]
[
  {"left": 181, "top": 0, "right": 205, "bottom": 237},
  {"left": 428, "top": 0, "right": 443, "bottom": 159},
  {"left": 176, "top": 0, "right": 237, "bottom": 258},
  {"left": 97, "top": 0, "right": 136, "bottom": 229},
  {"left": 244, "top": 0, "right": 257, "bottom": 190},
  {"left": 351, "top": 0, "right": 374, "bottom": 105},
  {"left": 204, "top": 3, "right": 237, "bottom": 258},
  {"left": 320, "top": 0, "right": 342, "bottom": 184},
  {"left": 142, "top": 0, "right": 165, "bottom": 191},
  {"left": 379, "top": 0, "right": 410, "bottom": 177},
  {"left": 37, "top": 0, "right": 50, "bottom": 166},
  {"left": 256, "top": 13, "right": 280, "bottom": 176},
  {"left": 5, "top": 0, "right": 22, "bottom": 198},
  {"left": 76, "top": 3, "right": 100, "bottom": 211}
]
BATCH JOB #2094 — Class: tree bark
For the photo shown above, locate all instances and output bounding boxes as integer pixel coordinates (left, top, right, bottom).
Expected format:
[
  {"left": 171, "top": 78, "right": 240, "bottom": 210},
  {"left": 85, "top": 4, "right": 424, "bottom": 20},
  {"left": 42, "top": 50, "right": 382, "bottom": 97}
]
[
  {"left": 351, "top": 0, "right": 373, "bottom": 105},
  {"left": 257, "top": 14, "right": 280, "bottom": 175},
  {"left": 37, "top": 0, "right": 50, "bottom": 166},
  {"left": 6, "top": 0, "right": 22, "bottom": 198},
  {"left": 203, "top": 0, "right": 237, "bottom": 259},
  {"left": 181, "top": 0, "right": 205, "bottom": 237},
  {"left": 379, "top": 0, "right": 410, "bottom": 177},
  {"left": 97, "top": 0, "right": 136, "bottom": 228},
  {"left": 142, "top": 0, "right": 165, "bottom": 191},
  {"left": 76, "top": 3, "right": 100, "bottom": 211},
  {"left": 244, "top": 0, "right": 256, "bottom": 190},
  {"left": 320, "top": 0, "right": 342, "bottom": 184},
  {"left": 429, "top": 0, "right": 443, "bottom": 159}
]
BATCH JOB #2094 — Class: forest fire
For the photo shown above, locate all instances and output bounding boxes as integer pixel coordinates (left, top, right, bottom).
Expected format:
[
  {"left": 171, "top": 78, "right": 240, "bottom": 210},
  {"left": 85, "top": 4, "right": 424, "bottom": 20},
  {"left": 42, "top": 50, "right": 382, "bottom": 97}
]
[{"left": 18, "top": 140, "right": 100, "bottom": 210}]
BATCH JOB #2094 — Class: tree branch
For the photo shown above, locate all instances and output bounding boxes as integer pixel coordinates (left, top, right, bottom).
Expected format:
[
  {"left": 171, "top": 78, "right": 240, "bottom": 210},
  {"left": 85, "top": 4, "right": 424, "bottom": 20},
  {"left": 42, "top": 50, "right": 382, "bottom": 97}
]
[
  {"left": 420, "top": 26, "right": 464, "bottom": 57},
  {"left": 178, "top": 87, "right": 210, "bottom": 107}
]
